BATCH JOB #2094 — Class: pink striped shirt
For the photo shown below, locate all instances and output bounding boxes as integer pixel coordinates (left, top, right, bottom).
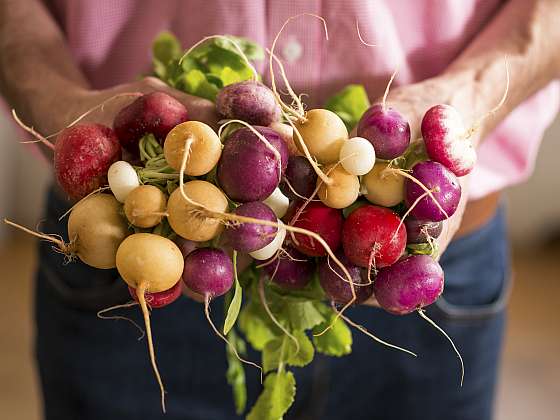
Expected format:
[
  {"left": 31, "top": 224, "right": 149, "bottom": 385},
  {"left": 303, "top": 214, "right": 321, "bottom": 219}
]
[{"left": 45, "top": 0, "right": 559, "bottom": 200}]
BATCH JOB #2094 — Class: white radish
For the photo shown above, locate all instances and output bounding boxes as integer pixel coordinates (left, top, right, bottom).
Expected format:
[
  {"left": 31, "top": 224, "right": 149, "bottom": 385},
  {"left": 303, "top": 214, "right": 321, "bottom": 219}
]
[
  {"left": 339, "top": 137, "right": 376, "bottom": 176},
  {"left": 263, "top": 188, "right": 290, "bottom": 218},
  {"left": 249, "top": 220, "right": 287, "bottom": 260},
  {"left": 108, "top": 161, "right": 140, "bottom": 203}
]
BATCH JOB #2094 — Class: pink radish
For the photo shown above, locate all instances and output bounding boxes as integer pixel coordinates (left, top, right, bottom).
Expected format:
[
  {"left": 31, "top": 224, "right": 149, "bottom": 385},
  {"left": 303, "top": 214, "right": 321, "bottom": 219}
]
[{"left": 421, "top": 104, "right": 476, "bottom": 177}]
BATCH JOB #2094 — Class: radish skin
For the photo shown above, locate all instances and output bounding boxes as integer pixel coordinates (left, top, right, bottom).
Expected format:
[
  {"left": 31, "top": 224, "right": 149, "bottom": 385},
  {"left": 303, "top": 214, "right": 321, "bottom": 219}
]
[
  {"left": 249, "top": 220, "right": 286, "bottom": 260},
  {"left": 339, "top": 137, "right": 376, "bottom": 176}
]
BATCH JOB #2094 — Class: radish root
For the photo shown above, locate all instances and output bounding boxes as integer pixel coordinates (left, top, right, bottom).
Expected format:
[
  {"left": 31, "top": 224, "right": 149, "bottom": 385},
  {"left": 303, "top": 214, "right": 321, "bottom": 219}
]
[
  {"left": 417, "top": 308, "right": 464, "bottom": 386},
  {"left": 136, "top": 282, "right": 166, "bottom": 413},
  {"left": 3, "top": 219, "right": 76, "bottom": 259},
  {"left": 204, "top": 295, "right": 263, "bottom": 376},
  {"left": 333, "top": 302, "right": 417, "bottom": 357},
  {"left": 97, "top": 301, "right": 145, "bottom": 340},
  {"left": 258, "top": 276, "right": 300, "bottom": 356},
  {"left": 58, "top": 187, "right": 111, "bottom": 221},
  {"left": 11, "top": 110, "right": 55, "bottom": 151},
  {"left": 355, "top": 20, "right": 376, "bottom": 47}
]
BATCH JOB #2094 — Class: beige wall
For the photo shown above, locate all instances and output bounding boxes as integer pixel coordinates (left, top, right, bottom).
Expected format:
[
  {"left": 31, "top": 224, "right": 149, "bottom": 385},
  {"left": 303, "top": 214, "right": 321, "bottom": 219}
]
[{"left": 0, "top": 113, "right": 558, "bottom": 244}]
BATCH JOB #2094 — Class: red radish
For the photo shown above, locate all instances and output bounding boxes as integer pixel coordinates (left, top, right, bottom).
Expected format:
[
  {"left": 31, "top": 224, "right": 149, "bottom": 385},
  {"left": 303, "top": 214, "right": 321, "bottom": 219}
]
[
  {"left": 223, "top": 202, "right": 278, "bottom": 252},
  {"left": 280, "top": 156, "right": 318, "bottom": 200},
  {"left": 263, "top": 246, "right": 314, "bottom": 290},
  {"left": 342, "top": 205, "right": 406, "bottom": 268},
  {"left": 217, "top": 126, "right": 288, "bottom": 202},
  {"left": 318, "top": 252, "right": 373, "bottom": 305},
  {"left": 182, "top": 248, "right": 234, "bottom": 298},
  {"left": 357, "top": 104, "right": 411, "bottom": 160},
  {"left": 405, "top": 218, "right": 443, "bottom": 244},
  {"left": 216, "top": 80, "right": 281, "bottom": 126},
  {"left": 289, "top": 201, "right": 343, "bottom": 257},
  {"left": 421, "top": 104, "right": 476, "bottom": 176},
  {"left": 113, "top": 91, "right": 188, "bottom": 153},
  {"left": 54, "top": 123, "right": 121, "bottom": 200},
  {"left": 128, "top": 280, "right": 182, "bottom": 308},
  {"left": 404, "top": 161, "right": 461, "bottom": 222}
]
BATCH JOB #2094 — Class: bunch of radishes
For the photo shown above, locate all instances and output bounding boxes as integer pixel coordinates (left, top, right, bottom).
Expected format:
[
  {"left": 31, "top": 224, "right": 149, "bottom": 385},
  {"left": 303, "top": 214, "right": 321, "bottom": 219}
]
[{"left": 5, "top": 29, "right": 478, "bottom": 417}]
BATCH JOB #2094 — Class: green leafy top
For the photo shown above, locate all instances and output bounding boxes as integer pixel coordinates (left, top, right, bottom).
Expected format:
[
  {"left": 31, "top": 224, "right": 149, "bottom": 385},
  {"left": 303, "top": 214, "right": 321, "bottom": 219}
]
[
  {"left": 152, "top": 32, "right": 264, "bottom": 101},
  {"left": 325, "top": 84, "right": 371, "bottom": 130}
]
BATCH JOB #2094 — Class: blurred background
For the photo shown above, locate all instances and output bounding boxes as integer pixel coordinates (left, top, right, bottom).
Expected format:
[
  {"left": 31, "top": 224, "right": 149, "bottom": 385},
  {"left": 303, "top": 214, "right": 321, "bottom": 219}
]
[{"left": 0, "top": 112, "right": 559, "bottom": 419}]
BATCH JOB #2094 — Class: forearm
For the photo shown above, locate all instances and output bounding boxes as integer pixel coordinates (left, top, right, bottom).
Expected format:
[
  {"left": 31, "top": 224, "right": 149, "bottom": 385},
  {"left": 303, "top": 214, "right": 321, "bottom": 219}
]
[
  {"left": 439, "top": 0, "right": 560, "bottom": 144},
  {"left": 0, "top": 0, "right": 89, "bottom": 133}
]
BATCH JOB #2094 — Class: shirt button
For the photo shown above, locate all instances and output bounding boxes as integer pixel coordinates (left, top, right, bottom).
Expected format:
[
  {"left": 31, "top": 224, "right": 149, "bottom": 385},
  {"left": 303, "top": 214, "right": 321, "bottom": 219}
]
[{"left": 282, "top": 37, "right": 303, "bottom": 63}]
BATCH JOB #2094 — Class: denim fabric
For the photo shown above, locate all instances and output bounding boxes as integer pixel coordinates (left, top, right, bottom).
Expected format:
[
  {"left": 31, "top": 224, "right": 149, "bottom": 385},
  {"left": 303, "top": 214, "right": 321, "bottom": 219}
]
[{"left": 35, "top": 188, "right": 510, "bottom": 420}]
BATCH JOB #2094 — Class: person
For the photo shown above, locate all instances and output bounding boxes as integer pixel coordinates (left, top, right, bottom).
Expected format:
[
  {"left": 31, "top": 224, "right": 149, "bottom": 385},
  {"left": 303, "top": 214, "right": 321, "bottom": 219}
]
[{"left": 1, "top": 1, "right": 559, "bottom": 419}]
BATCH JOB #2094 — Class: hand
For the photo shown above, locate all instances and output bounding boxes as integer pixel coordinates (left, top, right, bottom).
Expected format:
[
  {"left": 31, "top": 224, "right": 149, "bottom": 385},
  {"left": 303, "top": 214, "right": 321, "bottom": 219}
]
[
  {"left": 28, "top": 77, "right": 218, "bottom": 141},
  {"left": 361, "top": 76, "right": 477, "bottom": 307}
]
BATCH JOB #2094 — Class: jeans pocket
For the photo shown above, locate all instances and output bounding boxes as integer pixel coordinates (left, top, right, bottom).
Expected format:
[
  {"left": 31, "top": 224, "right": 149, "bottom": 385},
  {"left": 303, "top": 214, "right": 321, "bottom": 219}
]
[{"left": 432, "top": 205, "right": 513, "bottom": 322}]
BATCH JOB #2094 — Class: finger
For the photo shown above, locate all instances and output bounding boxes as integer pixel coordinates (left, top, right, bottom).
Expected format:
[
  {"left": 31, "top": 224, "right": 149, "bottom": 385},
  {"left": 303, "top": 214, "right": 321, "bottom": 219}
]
[
  {"left": 362, "top": 295, "right": 381, "bottom": 307},
  {"left": 181, "top": 283, "right": 205, "bottom": 303}
]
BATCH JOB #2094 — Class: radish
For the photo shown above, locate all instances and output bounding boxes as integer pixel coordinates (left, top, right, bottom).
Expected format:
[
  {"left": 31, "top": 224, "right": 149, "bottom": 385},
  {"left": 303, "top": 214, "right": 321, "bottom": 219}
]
[
  {"left": 217, "top": 126, "right": 288, "bottom": 202},
  {"left": 318, "top": 252, "right": 373, "bottom": 305},
  {"left": 116, "top": 233, "right": 185, "bottom": 412},
  {"left": 269, "top": 121, "right": 299, "bottom": 156},
  {"left": 280, "top": 156, "right": 318, "bottom": 200},
  {"left": 223, "top": 202, "right": 278, "bottom": 252},
  {"left": 182, "top": 247, "right": 234, "bottom": 298},
  {"left": 357, "top": 103, "right": 410, "bottom": 160},
  {"left": 404, "top": 161, "right": 461, "bottom": 222},
  {"left": 421, "top": 104, "right": 475, "bottom": 177},
  {"left": 373, "top": 254, "right": 464, "bottom": 383},
  {"left": 342, "top": 204, "right": 406, "bottom": 269},
  {"left": 362, "top": 162, "right": 405, "bottom": 207},
  {"left": 67, "top": 193, "right": 129, "bottom": 269},
  {"left": 373, "top": 255, "right": 443, "bottom": 315},
  {"left": 339, "top": 137, "right": 376, "bottom": 176},
  {"left": 263, "top": 188, "right": 289, "bottom": 218},
  {"left": 128, "top": 280, "right": 182, "bottom": 308},
  {"left": 216, "top": 80, "right": 281, "bottom": 126},
  {"left": 293, "top": 109, "right": 348, "bottom": 164},
  {"left": 123, "top": 185, "right": 167, "bottom": 228},
  {"left": 54, "top": 123, "right": 121, "bottom": 200},
  {"left": 107, "top": 161, "right": 140, "bottom": 203},
  {"left": 167, "top": 180, "right": 229, "bottom": 242},
  {"left": 405, "top": 217, "right": 443, "bottom": 244},
  {"left": 263, "top": 246, "right": 314, "bottom": 290},
  {"left": 289, "top": 201, "right": 343, "bottom": 257},
  {"left": 163, "top": 121, "right": 221, "bottom": 175},
  {"left": 249, "top": 220, "right": 287, "bottom": 260},
  {"left": 317, "top": 164, "right": 360, "bottom": 209},
  {"left": 113, "top": 91, "right": 188, "bottom": 153}
]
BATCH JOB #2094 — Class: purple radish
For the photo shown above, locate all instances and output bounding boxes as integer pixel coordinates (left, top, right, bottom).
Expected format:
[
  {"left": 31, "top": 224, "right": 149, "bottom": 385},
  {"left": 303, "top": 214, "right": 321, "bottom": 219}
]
[
  {"left": 223, "top": 202, "right": 278, "bottom": 252},
  {"left": 263, "top": 246, "right": 314, "bottom": 290},
  {"left": 182, "top": 248, "right": 233, "bottom": 298},
  {"left": 280, "top": 156, "right": 318, "bottom": 200},
  {"left": 422, "top": 104, "right": 475, "bottom": 177},
  {"left": 217, "top": 126, "right": 288, "bottom": 202},
  {"left": 373, "top": 255, "right": 443, "bottom": 315},
  {"left": 216, "top": 80, "right": 281, "bottom": 126},
  {"left": 405, "top": 218, "right": 443, "bottom": 244},
  {"left": 405, "top": 161, "right": 461, "bottom": 222},
  {"left": 357, "top": 104, "right": 411, "bottom": 160},
  {"left": 318, "top": 252, "right": 374, "bottom": 305},
  {"left": 113, "top": 92, "right": 188, "bottom": 153},
  {"left": 374, "top": 254, "right": 464, "bottom": 383}
]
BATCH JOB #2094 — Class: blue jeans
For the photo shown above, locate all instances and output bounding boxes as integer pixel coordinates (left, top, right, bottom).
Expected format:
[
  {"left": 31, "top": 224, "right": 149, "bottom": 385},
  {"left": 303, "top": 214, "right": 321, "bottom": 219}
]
[{"left": 35, "top": 188, "right": 510, "bottom": 420}]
